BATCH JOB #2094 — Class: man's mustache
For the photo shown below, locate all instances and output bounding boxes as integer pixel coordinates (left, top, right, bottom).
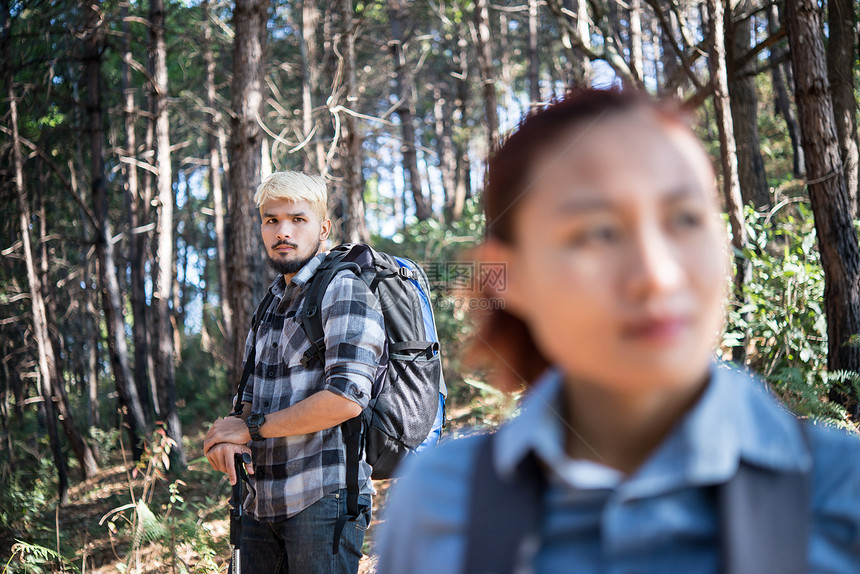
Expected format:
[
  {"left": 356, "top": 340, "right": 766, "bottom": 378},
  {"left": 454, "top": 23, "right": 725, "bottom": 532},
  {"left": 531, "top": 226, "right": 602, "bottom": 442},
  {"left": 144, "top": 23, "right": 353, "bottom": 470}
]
[{"left": 272, "top": 240, "right": 298, "bottom": 249}]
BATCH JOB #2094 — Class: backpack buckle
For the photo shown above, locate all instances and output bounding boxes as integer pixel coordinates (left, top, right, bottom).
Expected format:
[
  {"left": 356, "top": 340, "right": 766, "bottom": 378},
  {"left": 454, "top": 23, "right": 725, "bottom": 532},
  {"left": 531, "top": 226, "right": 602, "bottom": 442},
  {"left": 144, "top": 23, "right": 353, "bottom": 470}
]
[{"left": 397, "top": 266, "right": 413, "bottom": 279}]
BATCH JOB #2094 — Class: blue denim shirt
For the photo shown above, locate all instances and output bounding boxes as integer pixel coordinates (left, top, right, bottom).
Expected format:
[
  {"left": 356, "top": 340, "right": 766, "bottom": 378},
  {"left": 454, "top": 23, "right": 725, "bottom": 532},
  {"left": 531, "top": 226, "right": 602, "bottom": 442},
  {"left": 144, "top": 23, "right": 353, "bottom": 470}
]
[{"left": 376, "top": 363, "right": 860, "bottom": 573}]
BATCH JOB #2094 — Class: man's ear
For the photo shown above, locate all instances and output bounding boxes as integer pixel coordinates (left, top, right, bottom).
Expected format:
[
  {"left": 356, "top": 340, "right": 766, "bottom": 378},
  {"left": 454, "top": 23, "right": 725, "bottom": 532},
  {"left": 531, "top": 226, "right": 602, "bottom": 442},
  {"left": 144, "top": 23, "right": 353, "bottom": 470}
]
[
  {"left": 319, "top": 218, "right": 332, "bottom": 241},
  {"left": 479, "top": 239, "right": 529, "bottom": 319}
]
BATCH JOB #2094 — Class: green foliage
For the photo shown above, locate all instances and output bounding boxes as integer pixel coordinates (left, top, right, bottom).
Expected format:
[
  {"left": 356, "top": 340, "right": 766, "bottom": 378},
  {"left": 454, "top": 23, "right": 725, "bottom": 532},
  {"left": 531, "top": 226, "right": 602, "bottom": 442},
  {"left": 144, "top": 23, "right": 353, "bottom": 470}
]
[
  {"left": 0, "top": 441, "right": 58, "bottom": 537},
  {"left": 724, "top": 205, "right": 856, "bottom": 429},
  {"left": 3, "top": 540, "right": 80, "bottom": 574}
]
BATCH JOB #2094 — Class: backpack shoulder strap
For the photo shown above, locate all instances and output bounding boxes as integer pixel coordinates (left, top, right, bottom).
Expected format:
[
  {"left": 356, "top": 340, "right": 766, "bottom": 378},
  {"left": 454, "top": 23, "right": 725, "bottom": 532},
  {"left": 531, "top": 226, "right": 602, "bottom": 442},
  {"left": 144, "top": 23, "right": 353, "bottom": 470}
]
[
  {"left": 463, "top": 433, "right": 544, "bottom": 574},
  {"left": 717, "top": 421, "right": 811, "bottom": 574},
  {"left": 463, "top": 422, "right": 812, "bottom": 574},
  {"left": 230, "top": 290, "right": 276, "bottom": 416},
  {"left": 299, "top": 248, "right": 362, "bottom": 369}
]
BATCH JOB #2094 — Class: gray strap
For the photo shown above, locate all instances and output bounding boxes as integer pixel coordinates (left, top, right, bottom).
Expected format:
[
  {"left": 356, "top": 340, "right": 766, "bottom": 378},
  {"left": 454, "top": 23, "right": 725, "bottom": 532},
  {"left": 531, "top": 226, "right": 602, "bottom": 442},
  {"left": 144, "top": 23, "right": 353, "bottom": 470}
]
[
  {"left": 463, "top": 433, "right": 543, "bottom": 574},
  {"left": 718, "top": 425, "right": 811, "bottom": 574}
]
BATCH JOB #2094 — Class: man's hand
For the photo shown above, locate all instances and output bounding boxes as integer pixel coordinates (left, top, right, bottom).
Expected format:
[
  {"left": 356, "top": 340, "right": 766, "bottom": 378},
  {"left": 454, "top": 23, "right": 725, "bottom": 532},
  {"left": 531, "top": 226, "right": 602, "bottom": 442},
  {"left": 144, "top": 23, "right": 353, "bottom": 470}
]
[
  {"left": 204, "top": 416, "right": 252, "bottom": 455},
  {"left": 204, "top": 442, "right": 253, "bottom": 485}
]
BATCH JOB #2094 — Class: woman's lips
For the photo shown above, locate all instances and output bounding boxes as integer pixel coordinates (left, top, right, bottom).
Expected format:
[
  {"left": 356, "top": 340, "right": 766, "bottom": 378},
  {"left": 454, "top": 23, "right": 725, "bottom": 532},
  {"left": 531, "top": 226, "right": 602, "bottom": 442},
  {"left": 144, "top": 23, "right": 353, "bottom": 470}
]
[{"left": 622, "top": 317, "right": 690, "bottom": 343}]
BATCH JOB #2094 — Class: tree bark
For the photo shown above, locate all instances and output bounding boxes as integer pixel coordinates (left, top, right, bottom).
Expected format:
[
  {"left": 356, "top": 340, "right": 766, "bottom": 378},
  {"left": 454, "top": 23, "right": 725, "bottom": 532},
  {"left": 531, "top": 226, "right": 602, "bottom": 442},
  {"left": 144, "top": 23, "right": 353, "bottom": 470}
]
[
  {"left": 628, "top": 0, "right": 644, "bottom": 85},
  {"left": 473, "top": 0, "right": 499, "bottom": 152},
  {"left": 826, "top": 0, "right": 859, "bottom": 216},
  {"left": 388, "top": 0, "right": 431, "bottom": 222},
  {"left": 727, "top": 1, "right": 770, "bottom": 209},
  {"left": 707, "top": 0, "right": 748, "bottom": 365},
  {"left": 202, "top": 0, "right": 233, "bottom": 354},
  {"left": 229, "top": 0, "right": 269, "bottom": 381},
  {"left": 10, "top": 85, "right": 70, "bottom": 503},
  {"left": 36, "top": 166, "right": 100, "bottom": 479},
  {"left": 528, "top": 0, "right": 540, "bottom": 105},
  {"left": 86, "top": 1, "right": 148, "bottom": 459},
  {"left": 149, "top": 0, "right": 185, "bottom": 467},
  {"left": 299, "top": 0, "right": 320, "bottom": 173},
  {"left": 786, "top": 0, "right": 860, "bottom": 396},
  {"left": 122, "top": 3, "right": 155, "bottom": 427},
  {"left": 454, "top": 36, "right": 472, "bottom": 206},
  {"left": 768, "top": 5, "right": 805, "bottom": 178},
  {"left": 339, "top": 0, "right": 368, "bottom": 241}
]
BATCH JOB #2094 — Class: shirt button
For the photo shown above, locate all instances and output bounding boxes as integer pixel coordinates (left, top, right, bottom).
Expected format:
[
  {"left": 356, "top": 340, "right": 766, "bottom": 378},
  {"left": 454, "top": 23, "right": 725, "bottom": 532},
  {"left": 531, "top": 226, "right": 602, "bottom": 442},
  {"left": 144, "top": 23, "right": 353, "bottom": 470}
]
[
  {"left": 267, "top": 370, "right": 275, "bottom": 377},
  {"left": 263, "top": 400, "right": 270, "bottom": 408},
  {"left": 271, "top": 342, "right": 278, "bottom": 348},
  {"left": 350, "top": 387, "right": 364, "bottom": 399}
]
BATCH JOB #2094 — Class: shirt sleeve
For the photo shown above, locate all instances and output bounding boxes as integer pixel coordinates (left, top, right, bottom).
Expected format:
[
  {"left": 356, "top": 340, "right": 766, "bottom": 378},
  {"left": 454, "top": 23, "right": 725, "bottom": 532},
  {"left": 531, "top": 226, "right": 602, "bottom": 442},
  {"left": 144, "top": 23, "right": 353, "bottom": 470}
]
[{"left": 318, "top": 270, "right": 385, "bottom": 409}]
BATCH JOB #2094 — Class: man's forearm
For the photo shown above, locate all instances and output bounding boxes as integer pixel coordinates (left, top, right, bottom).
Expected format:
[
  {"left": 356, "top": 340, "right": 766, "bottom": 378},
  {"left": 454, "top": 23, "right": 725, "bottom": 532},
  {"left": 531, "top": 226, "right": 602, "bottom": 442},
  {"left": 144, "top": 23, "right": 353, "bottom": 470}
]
[{"left": 258, "top": 389, "right": 362, "bottom": 439}]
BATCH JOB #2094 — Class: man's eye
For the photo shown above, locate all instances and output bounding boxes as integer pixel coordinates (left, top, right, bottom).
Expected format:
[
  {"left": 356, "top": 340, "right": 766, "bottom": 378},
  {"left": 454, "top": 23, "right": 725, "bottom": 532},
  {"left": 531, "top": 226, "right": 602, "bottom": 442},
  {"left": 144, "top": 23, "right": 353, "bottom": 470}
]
[{"left": 294, "top": 217, "right": 305, "bottom": 223}]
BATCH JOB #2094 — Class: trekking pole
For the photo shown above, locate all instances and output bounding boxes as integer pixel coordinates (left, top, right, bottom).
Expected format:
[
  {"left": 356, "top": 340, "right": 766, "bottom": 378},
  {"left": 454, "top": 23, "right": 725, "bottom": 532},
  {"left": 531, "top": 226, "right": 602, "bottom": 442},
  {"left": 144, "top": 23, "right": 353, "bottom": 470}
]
[{"left": 230, "top": 452, "right": 252, "bottom": 574}]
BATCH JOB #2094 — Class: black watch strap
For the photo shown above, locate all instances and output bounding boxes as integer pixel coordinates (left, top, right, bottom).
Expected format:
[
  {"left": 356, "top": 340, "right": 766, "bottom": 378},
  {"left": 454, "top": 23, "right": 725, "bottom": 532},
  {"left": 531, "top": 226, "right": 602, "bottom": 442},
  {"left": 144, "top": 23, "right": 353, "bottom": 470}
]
[{"left": 246, "top": 412, "right": 265, "bottom": 441}]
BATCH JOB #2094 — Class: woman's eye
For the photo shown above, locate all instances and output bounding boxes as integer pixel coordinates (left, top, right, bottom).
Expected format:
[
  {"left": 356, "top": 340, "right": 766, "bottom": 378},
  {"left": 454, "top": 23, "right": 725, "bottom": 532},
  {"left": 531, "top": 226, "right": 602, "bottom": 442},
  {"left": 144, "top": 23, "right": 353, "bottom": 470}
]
[
  {"left": 569, "top": 224, "right": 620, "bottom": 247},
  {"left": 670, "top": 210, "right": 703, "bottom": 230}
]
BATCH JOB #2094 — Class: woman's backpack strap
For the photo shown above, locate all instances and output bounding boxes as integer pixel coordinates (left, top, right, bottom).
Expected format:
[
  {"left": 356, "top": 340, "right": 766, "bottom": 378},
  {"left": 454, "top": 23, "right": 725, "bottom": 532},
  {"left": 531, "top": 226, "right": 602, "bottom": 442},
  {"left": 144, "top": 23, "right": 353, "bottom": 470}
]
[{"left": 463, "top": 433, "right": 544, "bottom": 574}]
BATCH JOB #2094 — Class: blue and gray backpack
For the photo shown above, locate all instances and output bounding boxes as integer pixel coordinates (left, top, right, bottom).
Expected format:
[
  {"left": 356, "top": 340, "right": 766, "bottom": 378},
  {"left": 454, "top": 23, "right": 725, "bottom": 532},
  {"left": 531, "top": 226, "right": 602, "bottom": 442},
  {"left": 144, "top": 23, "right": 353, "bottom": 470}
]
[{"left": 293, "top": 243, "right": 446, "bottom": 551}]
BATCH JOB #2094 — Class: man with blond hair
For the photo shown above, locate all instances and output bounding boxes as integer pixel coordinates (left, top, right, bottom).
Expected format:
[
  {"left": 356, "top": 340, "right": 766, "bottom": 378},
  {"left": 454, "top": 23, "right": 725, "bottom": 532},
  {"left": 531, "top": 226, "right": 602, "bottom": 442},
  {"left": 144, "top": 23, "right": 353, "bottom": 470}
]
[{"left": 204, "top": 171, "right": 385, "bottom": 573}]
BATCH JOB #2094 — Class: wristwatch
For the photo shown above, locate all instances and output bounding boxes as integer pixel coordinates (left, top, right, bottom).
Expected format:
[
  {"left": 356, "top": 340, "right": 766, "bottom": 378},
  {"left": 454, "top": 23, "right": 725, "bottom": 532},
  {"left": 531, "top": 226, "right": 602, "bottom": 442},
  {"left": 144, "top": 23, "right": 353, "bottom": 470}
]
[{"left": 246, "top": 412, "right": 266, "bottom": 441}]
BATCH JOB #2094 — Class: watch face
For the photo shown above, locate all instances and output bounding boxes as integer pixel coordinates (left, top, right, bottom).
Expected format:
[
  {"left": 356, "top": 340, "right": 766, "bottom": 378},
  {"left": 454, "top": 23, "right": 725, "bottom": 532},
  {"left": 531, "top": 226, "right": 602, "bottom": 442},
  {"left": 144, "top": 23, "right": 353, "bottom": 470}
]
[{"left": 248, "top": 413, "right": 264, "bottom": 427}]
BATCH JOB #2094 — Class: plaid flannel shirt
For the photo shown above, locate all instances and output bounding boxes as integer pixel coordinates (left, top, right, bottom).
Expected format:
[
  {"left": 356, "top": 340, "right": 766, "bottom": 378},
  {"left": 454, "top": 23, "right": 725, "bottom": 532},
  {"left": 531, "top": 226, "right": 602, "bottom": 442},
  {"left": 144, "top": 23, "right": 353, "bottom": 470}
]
[{"left": 239, "top": 253, "right": 385, "bottom": 522}]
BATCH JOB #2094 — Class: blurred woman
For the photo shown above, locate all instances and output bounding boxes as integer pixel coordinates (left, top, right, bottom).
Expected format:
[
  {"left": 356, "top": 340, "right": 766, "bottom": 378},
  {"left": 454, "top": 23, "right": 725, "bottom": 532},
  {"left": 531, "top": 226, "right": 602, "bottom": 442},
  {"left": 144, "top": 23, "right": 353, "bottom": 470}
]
[{"left": 375, "top": 89, "right": 860, "bottom": 574}]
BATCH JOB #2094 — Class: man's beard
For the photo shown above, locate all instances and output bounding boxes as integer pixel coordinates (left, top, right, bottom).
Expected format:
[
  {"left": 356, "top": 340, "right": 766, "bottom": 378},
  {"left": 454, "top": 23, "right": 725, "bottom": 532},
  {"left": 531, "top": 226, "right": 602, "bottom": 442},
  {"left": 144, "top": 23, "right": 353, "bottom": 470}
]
[{"left": 266, "top": 240, "right": 321, "bottom": 275}]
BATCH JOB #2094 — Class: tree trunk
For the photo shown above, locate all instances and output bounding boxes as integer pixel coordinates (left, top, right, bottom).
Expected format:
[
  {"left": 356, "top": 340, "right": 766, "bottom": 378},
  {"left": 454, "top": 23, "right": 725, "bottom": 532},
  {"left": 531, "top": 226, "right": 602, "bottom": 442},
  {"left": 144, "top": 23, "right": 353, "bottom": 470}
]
[
  {"left": 340, "top": 0, "right": 368, "bottom": 241},
  {"left": 436, "top": 83, "right": 460, "bottom": 223},
  {"left": 202, "top": 0, "right": 234, "bottom": 357},
  {"left": 528, "top": 0, "right": 540, "bottom": 105},
  {"left": 727, "top": 1, "right": 770, "bottom": 209},
  {"left": 768, "top": 5, "right": 805, "bottom": 178},
  {"left": 628, "top": 0, "right": 644, "bottom": 85},
  {"left": 10, "top": 85, "right": 70, "bottom": 504},
  {"left": 150, "top": 0, "right": 185, "bottom": 467},
  {"left": 548, "top": 0, "right": 592, "bottom": 88},
  {"left": 786, "top": 0, "right": 860, "bottom": 399},
  {"left": 661, "top": 8, "right": 680, "bottom": 96},
  {"left": 86, "top": 1, "right": 148, "bottom": 459},
  {"left": 122, "top": 3, "right": 155, "bottom": 427},
  {"left": 229, "top": 0, "right": 269, "bottom": 381},
  {"left": 473, "top": 0, "right": 499, "bottom": 152},
  {"left": 454, "top": 36, "right": 472, "bottom": 206},
  {"left": 826, "top": 0, "right": 859, "bottom": 216},
  {"left": 299, "top": 0, "right": 318, "bottom": 173},
  {"left": 388, "top": 0, "right": 431, "bottom": 222},
  {"left": 36, "top": 167, "right": 99, "bottom": 479},
  {"left": 707, "top": 0, "right": 748, "bottom": 365}
]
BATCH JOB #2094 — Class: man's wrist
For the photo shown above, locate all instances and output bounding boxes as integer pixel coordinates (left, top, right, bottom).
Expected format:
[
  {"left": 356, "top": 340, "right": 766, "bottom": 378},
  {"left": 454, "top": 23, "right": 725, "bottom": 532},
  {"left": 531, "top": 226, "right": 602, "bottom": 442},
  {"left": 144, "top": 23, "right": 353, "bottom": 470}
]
[{"left": 246, "top": 412, "right": 266, "bottom": 441}]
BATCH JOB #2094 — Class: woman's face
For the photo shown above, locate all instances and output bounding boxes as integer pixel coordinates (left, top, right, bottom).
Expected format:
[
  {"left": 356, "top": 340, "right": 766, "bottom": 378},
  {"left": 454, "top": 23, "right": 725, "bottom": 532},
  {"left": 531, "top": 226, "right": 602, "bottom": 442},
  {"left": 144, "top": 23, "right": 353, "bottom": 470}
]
[{"left": 496, "top": 108, "right": 728, "bottom": 393}]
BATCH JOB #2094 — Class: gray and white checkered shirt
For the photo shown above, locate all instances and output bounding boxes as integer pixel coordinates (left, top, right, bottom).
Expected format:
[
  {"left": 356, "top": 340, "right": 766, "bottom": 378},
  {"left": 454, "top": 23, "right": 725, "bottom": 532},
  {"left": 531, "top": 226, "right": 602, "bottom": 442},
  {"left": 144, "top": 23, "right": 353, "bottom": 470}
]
[{"left": 239, "top": 253, "right": 385, "bottom": 521}]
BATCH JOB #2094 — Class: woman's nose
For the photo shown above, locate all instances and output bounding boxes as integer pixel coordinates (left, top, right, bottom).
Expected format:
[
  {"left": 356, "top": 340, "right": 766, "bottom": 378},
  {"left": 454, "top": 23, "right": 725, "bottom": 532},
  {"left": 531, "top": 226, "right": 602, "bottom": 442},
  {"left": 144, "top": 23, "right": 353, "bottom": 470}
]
[{"left": 625, "top": 225, "right": 684, "bottom": 300}]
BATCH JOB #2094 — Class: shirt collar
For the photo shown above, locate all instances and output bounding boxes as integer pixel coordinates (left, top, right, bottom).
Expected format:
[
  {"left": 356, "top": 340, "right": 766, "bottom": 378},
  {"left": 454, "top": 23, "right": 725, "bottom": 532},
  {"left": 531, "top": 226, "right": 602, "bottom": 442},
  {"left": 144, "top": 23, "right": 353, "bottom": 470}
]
[
  {"left": 494, "top": 362, "right": 812, "bottom": 496},
  {"left": 267, "top": 252, "right": 327, "bottom": 298}
]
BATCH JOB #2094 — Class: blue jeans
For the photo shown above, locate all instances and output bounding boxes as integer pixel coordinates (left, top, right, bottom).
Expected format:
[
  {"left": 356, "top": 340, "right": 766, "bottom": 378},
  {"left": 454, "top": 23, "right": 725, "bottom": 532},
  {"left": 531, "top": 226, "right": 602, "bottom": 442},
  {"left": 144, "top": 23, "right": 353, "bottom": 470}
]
[{"left": 234, "top": 489, "right": 371, "bottom": 574}]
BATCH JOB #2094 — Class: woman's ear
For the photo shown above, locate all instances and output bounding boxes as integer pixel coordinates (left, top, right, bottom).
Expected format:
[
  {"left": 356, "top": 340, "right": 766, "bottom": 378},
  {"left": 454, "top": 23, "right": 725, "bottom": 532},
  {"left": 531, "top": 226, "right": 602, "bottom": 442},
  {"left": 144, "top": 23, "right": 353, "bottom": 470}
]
[{"left": 479, "top": 239, "right": 529, "bottom": 319}]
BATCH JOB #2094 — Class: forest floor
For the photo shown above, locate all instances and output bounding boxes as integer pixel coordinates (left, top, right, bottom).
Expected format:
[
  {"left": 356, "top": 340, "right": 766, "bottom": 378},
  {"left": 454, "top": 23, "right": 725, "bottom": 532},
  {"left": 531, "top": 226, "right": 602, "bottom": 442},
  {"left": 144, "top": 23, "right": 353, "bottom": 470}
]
[
  {"left": 3, "top": 394, "right": 505, "bottom": 573},
  {"left": 3, "top": 423, "right": 388, "bottom": 573}
]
